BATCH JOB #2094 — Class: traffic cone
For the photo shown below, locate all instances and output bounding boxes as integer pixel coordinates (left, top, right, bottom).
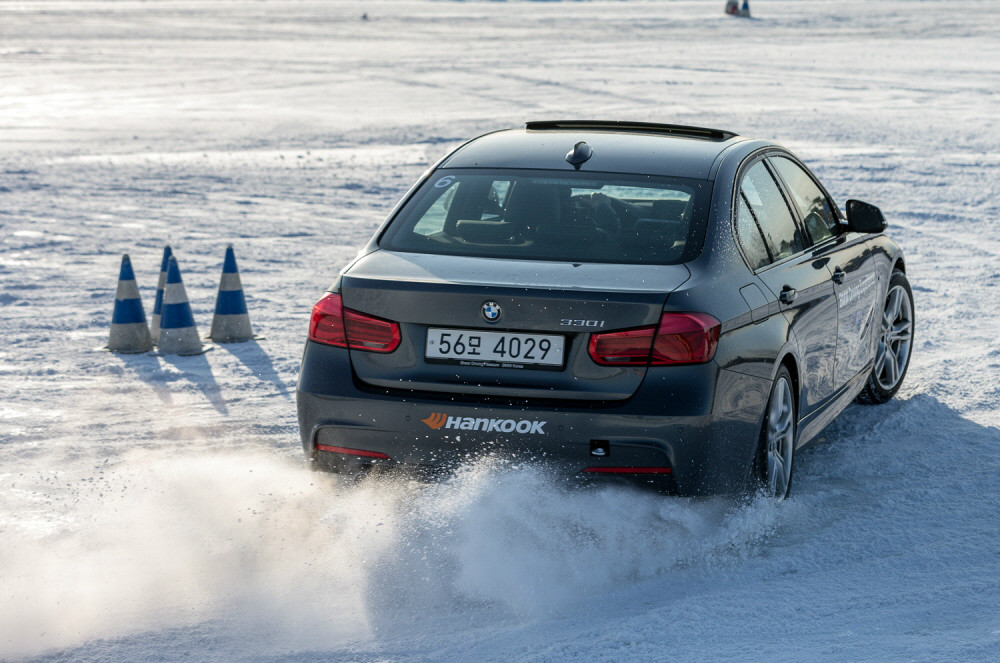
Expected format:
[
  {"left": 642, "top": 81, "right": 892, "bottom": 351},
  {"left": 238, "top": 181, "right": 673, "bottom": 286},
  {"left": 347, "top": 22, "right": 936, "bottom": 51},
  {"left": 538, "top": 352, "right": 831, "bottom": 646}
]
[
  {"left": 158, "top": 256, "right": 207, "bottom": 356},
  {"left": 209, "top": 245, "right": 255, "bottom": 343},
  {"left": 150, "top": 245, "right": 172, "bottom": 344},
  {"left": 107, "top": 254, "right": 153, "bottom": 353}
]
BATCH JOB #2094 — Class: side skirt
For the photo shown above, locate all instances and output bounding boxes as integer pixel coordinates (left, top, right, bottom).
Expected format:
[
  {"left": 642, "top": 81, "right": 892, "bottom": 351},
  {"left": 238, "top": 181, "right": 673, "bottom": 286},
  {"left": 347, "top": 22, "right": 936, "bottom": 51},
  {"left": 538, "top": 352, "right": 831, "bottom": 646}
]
[{"left": 796, "top": 366, "right": 870, "bottom": 448}]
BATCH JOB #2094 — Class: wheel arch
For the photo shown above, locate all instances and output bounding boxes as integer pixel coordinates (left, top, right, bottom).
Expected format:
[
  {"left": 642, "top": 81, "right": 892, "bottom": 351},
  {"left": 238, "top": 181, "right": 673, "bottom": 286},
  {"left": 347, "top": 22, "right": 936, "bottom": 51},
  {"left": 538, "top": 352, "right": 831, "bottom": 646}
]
[
  {"left": 752, "top": 351, "right": 800, "bottom": 441},
  {"left": 777, "top": 352, "right": 801, "bottom": 414},
  {"left": 749, "top": 355, "right": 799, "bottom": 499}
]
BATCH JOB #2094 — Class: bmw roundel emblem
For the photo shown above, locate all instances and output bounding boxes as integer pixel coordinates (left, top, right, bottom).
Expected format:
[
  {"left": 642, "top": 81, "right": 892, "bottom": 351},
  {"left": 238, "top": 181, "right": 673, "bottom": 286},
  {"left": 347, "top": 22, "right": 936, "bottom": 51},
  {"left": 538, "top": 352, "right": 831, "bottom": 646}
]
[{"left": 482, "top": 301, "right": 502, "bottom": 323}]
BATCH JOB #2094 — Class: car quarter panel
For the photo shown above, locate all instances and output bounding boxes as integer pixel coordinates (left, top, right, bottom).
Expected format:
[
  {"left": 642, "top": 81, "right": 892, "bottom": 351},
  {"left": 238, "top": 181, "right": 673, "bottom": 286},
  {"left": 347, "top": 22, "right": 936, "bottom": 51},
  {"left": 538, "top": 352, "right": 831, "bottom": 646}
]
[{"left": 673, "top": 140, "right": 802, "bottom": 385}]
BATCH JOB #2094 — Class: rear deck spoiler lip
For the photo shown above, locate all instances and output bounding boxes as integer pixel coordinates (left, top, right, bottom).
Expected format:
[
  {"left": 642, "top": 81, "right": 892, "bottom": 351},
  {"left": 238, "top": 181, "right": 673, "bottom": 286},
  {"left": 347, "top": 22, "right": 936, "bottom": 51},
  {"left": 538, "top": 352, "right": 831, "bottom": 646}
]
[{"left": 525, "top": 120, "right": 738, "bottom": 142}]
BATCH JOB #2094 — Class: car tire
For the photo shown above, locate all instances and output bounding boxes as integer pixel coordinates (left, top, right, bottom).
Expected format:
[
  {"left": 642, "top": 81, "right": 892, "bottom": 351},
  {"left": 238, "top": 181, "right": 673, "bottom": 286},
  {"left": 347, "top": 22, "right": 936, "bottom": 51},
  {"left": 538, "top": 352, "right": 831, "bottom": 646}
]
[
  {"left": 857, "top": 270, "right": 914, "bottom": 405},
  {"left": 753, "top": 365, "right": 796, "bottom": 500}
]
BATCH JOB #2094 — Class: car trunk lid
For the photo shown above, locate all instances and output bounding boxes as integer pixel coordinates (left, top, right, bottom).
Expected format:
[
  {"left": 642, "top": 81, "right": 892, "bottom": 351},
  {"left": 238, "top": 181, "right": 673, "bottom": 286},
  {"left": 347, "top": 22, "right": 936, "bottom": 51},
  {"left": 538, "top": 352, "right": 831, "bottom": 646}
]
[{"left": 339, "top": 250, "right": 691, "bottom": 400}]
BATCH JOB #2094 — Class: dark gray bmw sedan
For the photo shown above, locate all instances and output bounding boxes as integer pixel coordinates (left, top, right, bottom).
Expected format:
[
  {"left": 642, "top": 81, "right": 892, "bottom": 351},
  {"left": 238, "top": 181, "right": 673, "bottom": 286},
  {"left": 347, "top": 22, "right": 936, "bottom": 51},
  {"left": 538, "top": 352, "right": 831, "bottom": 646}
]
[{"left": 296, "top": 121, "right": 913, "bottom": 498}]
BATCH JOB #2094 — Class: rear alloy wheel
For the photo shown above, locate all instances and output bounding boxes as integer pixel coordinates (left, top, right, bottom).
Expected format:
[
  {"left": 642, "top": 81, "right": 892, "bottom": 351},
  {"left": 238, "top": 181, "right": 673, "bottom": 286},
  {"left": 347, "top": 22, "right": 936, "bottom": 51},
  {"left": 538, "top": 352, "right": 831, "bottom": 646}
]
[
  {"left": 757, "top": 366, "right": 796, "bottom": 500},
  {"left": 857, "top": 270, "right": 914, "bottom": 404}
]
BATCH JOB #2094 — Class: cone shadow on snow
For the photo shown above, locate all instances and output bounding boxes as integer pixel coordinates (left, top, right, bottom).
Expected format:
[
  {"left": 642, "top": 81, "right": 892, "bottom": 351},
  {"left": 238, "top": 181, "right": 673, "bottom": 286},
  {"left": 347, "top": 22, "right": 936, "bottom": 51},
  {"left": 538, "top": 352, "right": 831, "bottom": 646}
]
[
  {"left": 216, "top": 339, "right": 292, "bottom": 399},
  {"left": 110, "top": 352, "right": 175, "bottom": 405},
  {"left": 157, "top": 352, "right": 229, "bottom": 416}
]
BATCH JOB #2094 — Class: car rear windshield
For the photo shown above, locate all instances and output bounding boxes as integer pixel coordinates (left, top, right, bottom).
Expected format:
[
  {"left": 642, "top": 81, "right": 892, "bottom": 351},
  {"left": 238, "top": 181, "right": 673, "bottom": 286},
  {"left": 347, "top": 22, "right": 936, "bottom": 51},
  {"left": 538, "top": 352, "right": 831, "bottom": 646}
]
[{"left": 379, "top": 169, "right": 713, "bottom": 265}]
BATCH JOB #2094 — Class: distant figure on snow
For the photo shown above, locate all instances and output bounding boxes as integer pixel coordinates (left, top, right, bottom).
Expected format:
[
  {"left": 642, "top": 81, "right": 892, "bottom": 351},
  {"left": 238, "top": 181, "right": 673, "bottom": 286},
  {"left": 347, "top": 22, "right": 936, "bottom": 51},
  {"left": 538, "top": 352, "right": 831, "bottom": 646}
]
[{"left": 725, "top": 1, "right": 751, "bottom": 17}]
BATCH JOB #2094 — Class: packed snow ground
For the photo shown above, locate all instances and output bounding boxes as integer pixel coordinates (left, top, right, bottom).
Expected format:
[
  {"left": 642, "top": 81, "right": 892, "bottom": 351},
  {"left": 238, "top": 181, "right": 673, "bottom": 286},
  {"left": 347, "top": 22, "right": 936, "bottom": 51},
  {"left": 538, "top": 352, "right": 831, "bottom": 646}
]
[{"left": 1, "top": 1, "right": 999, "bottom": 661}]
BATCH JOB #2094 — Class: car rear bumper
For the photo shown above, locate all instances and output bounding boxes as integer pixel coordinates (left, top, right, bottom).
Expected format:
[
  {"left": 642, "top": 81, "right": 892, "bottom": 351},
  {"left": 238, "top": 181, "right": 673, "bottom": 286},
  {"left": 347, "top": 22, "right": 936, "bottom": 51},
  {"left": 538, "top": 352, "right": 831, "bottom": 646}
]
[{"left": 296, "top": 341, "right": 767, "bottom": 495}]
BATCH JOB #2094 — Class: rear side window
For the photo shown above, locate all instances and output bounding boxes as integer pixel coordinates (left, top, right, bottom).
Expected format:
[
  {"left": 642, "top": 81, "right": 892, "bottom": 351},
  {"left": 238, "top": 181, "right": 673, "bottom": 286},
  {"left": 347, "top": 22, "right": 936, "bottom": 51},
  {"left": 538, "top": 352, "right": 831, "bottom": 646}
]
[
  {"left": 380, "top": 169, "right": 713, "bottom": 265},
  {"left": 740, "top": 161, "right": 804, "bottom": 262},
  {"left": 735, "top": 194, "right": 770, "bottom": 270},
  {"left": 770, "top": 156, "right": 839, "bottom": 244}
]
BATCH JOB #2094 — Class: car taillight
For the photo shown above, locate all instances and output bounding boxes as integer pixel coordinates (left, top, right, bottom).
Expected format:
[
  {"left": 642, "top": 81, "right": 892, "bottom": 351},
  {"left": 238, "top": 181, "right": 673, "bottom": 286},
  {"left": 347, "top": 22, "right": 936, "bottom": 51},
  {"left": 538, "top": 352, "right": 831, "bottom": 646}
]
[
  {"left": 650, "top": 312, "right": 720, "bottom": 365},
  {"left": 309, "top": 293, "right": 348, "bottom": 347},
  {"left": 588, "top": 312, "right": 720, "bottom": 366},
  {"left": 343, "top": 308, "right": 401, "bottom": 352},
  {"left": 308, "top": 293, "right": 401, "bottom": 353},
  {"left": 588, "top": 325, "right": 658, "bottom": 365}
]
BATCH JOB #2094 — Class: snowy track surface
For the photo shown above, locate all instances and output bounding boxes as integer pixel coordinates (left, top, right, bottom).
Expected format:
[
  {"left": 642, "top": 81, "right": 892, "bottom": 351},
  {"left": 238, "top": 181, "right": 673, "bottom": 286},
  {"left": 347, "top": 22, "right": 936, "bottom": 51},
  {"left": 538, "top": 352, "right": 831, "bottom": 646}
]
[{"left": 1, "top": 1, "right": 998, "bottom": 661}]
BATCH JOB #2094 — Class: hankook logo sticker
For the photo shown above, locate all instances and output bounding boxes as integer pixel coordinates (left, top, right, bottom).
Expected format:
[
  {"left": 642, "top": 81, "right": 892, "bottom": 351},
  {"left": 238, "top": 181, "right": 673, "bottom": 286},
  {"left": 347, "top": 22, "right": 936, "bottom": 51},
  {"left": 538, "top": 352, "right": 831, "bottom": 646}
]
[
  {"left": 422, "top": 413, "right": 448, "bottom": 430},
  {"left": 421, "top": 412, "right": 547, "bottom": 434}
]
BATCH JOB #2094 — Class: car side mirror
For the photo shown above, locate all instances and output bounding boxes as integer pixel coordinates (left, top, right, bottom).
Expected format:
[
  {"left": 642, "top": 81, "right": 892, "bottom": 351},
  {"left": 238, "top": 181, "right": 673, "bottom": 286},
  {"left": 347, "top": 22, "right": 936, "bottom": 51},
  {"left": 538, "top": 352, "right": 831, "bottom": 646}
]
[{"left": 845, "top": 199, "right": 887, "bottom": 234}]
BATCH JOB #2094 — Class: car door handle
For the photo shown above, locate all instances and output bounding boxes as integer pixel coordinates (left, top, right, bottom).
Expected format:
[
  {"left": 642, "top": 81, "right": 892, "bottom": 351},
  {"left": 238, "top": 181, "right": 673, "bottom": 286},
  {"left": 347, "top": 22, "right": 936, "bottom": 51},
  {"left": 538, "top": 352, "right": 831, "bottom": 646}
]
[
  {"left": 832, "top": 268, "right": 847, "bottom": 285},
  {"left": 779, "top": 285, "right": 797, "bottom": 305}
]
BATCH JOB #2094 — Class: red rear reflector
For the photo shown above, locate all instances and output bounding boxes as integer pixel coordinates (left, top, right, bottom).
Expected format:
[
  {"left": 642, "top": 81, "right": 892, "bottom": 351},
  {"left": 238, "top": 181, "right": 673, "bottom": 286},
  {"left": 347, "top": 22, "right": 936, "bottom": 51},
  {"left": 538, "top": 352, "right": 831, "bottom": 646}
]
[
  {"left": 315, "top": 443, "right": 391, "bottom": 459},
  {"left": 582, "top": 467, "right": 672, "bottom": 474},
  {"left": 588, "top": 312, "right": 720, "bottom": 366},
  {"left": 308, "top": 293, "right": 401, "bottom": 353}
]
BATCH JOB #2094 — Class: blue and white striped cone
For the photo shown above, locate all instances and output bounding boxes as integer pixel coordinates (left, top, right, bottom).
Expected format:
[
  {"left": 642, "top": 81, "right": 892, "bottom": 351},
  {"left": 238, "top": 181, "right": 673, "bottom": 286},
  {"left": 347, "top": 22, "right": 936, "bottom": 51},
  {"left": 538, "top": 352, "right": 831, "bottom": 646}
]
[
  {"left": 210, "top": 245, "right": 255, "bottom": 343},
  {"left": 107, "top": 254, "right": 153, "bottom": 353},
  {"left": 150, "top": 245, "right": 173, "bottom": 344},
  {"left": 158, "top": 256, "right": 207, "bottom": 356}
]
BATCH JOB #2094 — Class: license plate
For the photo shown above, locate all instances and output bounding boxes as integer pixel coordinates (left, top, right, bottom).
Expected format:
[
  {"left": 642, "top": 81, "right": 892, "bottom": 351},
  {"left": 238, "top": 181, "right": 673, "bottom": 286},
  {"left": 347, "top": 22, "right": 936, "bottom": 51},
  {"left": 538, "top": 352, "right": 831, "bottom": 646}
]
[{"left": 425, "top": 328, "right": 565, "bottom": 369}]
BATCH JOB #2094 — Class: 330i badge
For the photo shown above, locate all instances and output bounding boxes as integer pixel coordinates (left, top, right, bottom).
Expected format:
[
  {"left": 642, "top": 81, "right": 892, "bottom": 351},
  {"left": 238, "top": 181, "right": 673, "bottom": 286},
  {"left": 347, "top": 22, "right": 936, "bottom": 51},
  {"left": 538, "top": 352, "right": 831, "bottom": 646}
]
[{"left": 296, "top": 120, "right": 913, "bottom": 498}]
